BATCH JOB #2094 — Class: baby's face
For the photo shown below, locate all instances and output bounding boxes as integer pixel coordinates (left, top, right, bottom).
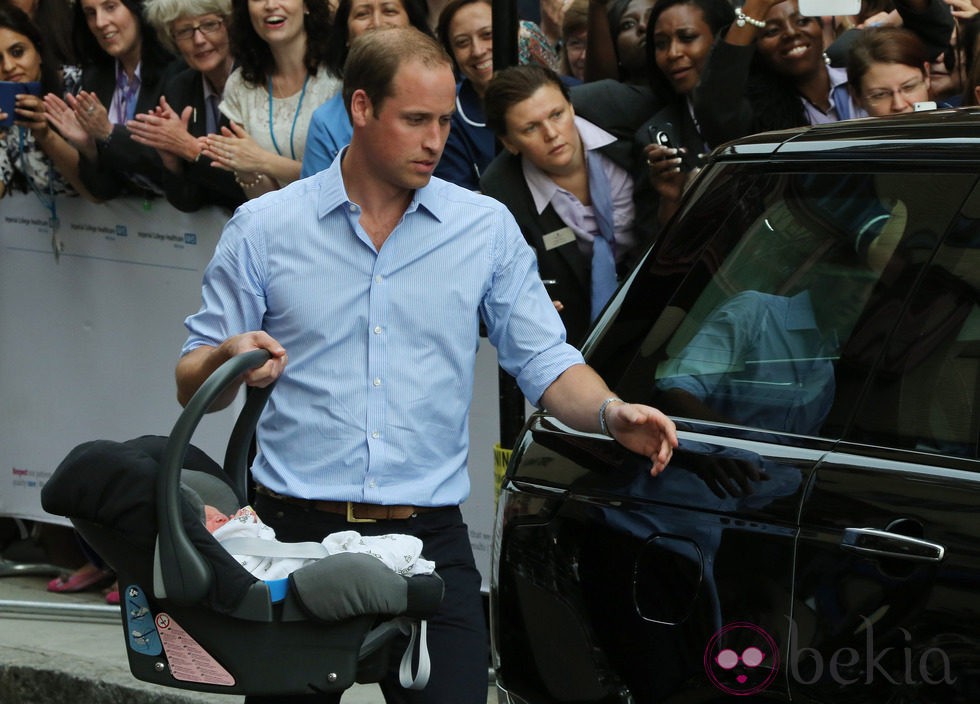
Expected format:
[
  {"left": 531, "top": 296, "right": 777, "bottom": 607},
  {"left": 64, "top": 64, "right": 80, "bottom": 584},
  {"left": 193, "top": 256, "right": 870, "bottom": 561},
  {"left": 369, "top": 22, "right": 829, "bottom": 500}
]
[{"left": 204, "top": 505, "right": 230, "bottom": 532}]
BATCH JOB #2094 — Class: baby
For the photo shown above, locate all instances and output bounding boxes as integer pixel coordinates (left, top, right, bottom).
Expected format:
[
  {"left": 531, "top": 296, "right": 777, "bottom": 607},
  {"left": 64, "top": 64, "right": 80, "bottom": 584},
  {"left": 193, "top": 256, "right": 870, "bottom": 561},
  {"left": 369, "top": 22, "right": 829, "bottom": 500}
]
[{"left": 202, "top": 504, "right": 435, "bottom": 581}]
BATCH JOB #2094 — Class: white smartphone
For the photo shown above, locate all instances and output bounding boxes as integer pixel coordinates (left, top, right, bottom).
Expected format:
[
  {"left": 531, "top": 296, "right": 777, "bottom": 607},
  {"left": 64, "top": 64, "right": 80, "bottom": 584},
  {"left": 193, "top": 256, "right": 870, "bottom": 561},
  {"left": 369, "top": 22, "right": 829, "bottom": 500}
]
[
  {"left": 913, "top": 101, "right": 938, "bottom": 112},
  {"left": 798, "top": 0, "right": 861, "bottom": 17}
]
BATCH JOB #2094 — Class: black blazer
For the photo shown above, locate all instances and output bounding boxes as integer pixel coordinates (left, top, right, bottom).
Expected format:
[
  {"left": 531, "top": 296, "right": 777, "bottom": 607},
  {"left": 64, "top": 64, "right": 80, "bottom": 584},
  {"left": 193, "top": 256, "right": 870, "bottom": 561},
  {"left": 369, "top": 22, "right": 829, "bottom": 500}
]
[
  {"left": 632, "top": 101, "right": 708, "bottom": 241},
  {"left": 157, "top": 67, "right": 245, "bottom": 212},
  {"left": 77, "top": 58, "right": 181, "bottom": 200},
  {"left": 481, "top": 140, "right": 650, "bottom": 347},
  {"left": 481, "top": 80, "right": 659, "bottom": 347}
]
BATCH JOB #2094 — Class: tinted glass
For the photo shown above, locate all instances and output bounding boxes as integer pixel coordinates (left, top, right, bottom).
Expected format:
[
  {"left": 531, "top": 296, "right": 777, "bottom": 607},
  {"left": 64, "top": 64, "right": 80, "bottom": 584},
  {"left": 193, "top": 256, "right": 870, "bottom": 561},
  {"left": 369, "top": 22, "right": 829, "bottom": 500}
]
[
  {"left": 602, "top": 166, "right": 978, "bottom": 442},
  {"left": 845, "top": 179, "right": 980, "bottom": 457}
]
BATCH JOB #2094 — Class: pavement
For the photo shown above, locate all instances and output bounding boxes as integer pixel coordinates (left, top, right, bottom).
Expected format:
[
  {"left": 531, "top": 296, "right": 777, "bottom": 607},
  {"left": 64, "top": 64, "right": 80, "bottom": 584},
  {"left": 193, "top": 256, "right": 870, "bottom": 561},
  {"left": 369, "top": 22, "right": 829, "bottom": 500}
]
[{"left": 0, "top": 561, "right": 495, "bottom": 704}]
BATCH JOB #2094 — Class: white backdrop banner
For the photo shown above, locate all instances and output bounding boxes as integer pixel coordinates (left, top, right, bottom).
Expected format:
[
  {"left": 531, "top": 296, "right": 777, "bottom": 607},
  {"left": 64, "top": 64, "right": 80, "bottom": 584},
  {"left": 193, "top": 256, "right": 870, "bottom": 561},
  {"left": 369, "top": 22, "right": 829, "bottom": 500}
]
[{"left": 1, "top": 193, "right": 506, "bottom": 589}]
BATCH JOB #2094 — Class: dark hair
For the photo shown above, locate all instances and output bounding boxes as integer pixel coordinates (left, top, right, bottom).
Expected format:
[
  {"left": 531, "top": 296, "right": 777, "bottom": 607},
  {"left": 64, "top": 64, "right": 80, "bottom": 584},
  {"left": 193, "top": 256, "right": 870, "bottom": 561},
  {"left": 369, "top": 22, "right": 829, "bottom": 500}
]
[
  {"left": 435, "top": 0, "right": 490, "bottom": 70},
  {"left": 957, "top": 15, "right": 980, "bottom": 105},
  {"left": 0, "top": 3, "right": 63, "bottom": 93},
  {"left": 324, "top": 0, "right": 431, "bottom": 77},
  {"left": 644, "top": 0, "right": 734, "bottom": 99},
  {"left": 72, "top": 0, "right": 174, "bottom": 86},
  {"left": 228, "top": 0, "right": 333, "bottom": 86},
  {"left": 31, "top": 0, "right": 77, "bottom": 66},
  {"left": 483, "top": 63, "right": 569, "bottom": 137},
  {"left": 846, "top": 26, "right": 927, "bottom": 94},
  {"left": 342, "top": 25, "right": 451, "bottom": 118},
  {"left": 741, "top": 9, "right": 827, "bottom": 133}
]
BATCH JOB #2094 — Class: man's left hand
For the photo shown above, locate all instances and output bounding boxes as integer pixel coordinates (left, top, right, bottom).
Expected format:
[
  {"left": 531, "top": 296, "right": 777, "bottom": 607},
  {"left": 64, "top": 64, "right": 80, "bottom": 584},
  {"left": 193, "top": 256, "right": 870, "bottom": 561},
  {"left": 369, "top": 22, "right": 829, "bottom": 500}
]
[{"left": 606, "top": 402, "right": 678, "bottom": 476}]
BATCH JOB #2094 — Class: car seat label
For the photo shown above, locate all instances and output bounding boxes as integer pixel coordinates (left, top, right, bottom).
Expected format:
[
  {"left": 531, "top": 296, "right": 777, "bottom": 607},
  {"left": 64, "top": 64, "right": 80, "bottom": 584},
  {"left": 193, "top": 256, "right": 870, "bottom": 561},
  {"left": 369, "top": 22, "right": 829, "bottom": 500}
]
[
  {"left": 155, "top": 612, "right": 236, "bottom": 686},
  {"left": 123, "top": 584, "right": 162, "bottom": 656}
]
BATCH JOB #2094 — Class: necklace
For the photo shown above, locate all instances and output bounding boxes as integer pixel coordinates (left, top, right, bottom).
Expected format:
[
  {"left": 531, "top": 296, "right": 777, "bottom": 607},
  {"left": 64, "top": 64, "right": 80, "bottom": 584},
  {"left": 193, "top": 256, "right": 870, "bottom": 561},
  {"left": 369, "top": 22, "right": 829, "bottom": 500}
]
[{"left": 268, "top": 74, "right": 309, "bottom": 160}]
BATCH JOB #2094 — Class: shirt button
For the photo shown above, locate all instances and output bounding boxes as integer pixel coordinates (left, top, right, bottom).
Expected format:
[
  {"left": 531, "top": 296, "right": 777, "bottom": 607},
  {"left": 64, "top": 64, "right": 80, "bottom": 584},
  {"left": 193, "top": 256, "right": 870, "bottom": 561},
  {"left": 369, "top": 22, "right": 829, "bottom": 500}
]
[
  {"left": 368, "top": 480, "right": 377, "bottom": 489},
  {"left": 375, "top": 275, "right": 383, "bottom": 283},
  {"left": 373, "top": 378, "right": 381, "bottom": 387},
  {"left": 373, "top": 326, "right": 382, "bottom": 335},
  {"left": 371, "top": 430, "right": 380, "bottom": 439},
  {"left": 348, "top": 203, "right": 358, "bottom": 213}
]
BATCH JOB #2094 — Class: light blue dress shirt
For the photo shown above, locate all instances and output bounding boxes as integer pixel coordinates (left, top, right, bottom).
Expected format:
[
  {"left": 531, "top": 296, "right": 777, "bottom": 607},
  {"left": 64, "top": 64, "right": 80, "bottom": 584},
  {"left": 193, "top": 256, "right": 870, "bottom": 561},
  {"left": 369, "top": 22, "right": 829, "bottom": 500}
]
[
  {"left": 657, "top": 290, "right": 837, "bottom": 436},
  {"left": 183, "top": 152, "right": 584, "bottom": 506}
]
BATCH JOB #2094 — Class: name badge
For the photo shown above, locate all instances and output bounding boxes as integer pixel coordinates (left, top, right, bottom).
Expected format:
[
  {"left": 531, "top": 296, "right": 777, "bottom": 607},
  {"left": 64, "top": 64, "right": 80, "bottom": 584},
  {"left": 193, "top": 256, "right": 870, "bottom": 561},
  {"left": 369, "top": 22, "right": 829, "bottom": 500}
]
[{"left": 542, "top": 227, "right": 576, "bottom": 251}]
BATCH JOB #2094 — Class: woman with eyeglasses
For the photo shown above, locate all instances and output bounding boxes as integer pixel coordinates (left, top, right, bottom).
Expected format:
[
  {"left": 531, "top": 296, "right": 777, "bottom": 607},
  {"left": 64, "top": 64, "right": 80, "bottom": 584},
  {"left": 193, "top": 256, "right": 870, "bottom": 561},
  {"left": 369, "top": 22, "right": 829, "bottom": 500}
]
[
  {"left": 691, "top": 0, "right": 953, "bottom": 147},
  {"left": 847, "top": 26, "right": 936, "bottom": 116},
  {"left": 198, "top": 0, "right": 339, "bottom": 197},
  {"left": 131, "top": 0, "right": 243, "bottom": 211}
]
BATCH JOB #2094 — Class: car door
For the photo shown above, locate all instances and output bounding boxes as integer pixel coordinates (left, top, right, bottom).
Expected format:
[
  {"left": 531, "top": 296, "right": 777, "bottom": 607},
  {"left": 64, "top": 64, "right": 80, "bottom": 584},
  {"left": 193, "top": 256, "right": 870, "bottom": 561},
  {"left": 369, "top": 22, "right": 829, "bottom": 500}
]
[{"left": 791, "top": 177, "right": 980, "bottom": 703}]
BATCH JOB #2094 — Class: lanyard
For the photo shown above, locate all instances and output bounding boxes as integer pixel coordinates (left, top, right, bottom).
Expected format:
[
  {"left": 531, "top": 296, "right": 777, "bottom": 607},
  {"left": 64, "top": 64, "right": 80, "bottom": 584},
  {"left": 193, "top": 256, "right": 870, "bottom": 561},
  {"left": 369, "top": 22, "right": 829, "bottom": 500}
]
[
  {"left": 267, "top": 74, "right": 309, "bottom": 161},
  {"left": 18, "top": 126, "right": 60, "bottom": 260}
]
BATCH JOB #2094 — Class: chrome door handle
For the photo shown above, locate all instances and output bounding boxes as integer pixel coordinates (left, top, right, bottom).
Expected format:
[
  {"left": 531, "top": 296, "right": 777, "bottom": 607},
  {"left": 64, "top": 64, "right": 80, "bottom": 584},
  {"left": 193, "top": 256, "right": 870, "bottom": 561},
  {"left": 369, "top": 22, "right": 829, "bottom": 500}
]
[{"left": 841, "top": 527, "right": 945, "bottom": 562}]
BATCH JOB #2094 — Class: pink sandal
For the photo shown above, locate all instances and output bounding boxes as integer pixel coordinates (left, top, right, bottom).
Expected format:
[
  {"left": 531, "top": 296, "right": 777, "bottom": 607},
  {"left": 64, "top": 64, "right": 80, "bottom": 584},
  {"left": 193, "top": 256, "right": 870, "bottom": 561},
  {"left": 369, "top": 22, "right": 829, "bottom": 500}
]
[{"left": 47, "top": 564, "right": 115, "bottom": 593}]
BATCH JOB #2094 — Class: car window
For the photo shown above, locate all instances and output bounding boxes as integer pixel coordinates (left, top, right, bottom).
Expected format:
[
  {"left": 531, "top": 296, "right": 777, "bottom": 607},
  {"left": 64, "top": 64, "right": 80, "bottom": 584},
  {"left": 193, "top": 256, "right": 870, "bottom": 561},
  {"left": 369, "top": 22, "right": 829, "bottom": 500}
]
[
  {"left": 604, "top": 167, "right": 978, "bottom": 442},
  {"left": 844, "top": 180, "right": 980, "bottom": 458}
]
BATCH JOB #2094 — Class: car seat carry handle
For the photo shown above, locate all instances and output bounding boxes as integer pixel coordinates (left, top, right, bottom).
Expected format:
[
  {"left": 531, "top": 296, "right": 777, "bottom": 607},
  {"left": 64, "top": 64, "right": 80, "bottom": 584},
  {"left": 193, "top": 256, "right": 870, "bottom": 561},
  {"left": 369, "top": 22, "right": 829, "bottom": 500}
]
[
  {"left": 224, "top": 374, "right": 277, "bottom": 504},
  {"left": 157, "top": 349, "right": 275, "bottom": 605}
]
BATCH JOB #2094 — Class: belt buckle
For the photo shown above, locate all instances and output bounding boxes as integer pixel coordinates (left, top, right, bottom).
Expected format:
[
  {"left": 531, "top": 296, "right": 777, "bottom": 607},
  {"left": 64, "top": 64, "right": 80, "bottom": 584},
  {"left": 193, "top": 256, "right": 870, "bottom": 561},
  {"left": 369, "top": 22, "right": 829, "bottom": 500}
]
[{"left": 346, "top": 501, "right": 377, "bottom": 523}]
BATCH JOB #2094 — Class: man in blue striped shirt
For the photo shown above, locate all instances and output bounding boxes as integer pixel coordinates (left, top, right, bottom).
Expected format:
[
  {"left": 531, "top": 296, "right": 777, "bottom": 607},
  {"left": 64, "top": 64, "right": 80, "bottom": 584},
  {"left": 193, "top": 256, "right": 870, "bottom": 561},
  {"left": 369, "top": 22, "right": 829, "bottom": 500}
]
[{"left": 177, "top": 26, "right": 677, "bottom": 704}]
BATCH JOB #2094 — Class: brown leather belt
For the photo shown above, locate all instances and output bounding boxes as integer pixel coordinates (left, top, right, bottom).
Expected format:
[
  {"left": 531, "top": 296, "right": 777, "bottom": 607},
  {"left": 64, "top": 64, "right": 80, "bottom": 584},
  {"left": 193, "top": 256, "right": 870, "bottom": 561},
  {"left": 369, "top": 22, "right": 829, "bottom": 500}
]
[{"left": 254, "top": 484, "right": 450, "bottom": 523}]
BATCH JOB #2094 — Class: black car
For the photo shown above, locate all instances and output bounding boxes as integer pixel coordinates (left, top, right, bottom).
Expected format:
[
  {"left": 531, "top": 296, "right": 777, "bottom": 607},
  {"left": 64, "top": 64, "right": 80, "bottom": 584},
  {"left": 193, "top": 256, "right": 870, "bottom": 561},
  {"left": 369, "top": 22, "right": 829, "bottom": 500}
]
[{"left": 491, "top": 110, "right": 980, "bottom": 704}]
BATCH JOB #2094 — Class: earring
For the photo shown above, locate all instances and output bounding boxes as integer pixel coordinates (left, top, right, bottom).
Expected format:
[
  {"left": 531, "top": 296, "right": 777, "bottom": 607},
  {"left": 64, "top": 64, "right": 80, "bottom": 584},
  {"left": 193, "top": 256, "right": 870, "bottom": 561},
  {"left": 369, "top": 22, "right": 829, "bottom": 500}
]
[{"left": 823, "top": 51, "right": 831, "bottom": 66}]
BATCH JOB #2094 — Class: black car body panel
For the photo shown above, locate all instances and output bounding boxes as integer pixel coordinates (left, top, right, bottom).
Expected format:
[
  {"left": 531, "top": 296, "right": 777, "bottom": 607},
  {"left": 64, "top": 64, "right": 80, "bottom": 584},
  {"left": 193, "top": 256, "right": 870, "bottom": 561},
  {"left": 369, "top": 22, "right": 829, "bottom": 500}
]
[{"left": 492, "top": 111, "right": 980, "bottom": 704}]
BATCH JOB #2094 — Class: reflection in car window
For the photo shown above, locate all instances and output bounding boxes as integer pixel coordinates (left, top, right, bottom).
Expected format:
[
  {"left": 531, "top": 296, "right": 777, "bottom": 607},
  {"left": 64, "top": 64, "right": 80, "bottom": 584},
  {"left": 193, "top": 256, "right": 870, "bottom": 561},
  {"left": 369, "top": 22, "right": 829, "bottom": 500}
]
[
  {"left": 611, "top": 168, "right": 978, "bottom": 443},
  {"left": 846, "top": 179, "right": 980, "bottom": 458}
]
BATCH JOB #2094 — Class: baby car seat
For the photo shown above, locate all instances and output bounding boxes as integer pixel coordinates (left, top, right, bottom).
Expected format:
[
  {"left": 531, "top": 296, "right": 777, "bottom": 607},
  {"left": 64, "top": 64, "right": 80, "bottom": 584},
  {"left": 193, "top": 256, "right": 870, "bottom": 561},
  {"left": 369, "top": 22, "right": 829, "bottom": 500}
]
[{"left": 41, "top": 350, "right": 444, "bottom": 696}]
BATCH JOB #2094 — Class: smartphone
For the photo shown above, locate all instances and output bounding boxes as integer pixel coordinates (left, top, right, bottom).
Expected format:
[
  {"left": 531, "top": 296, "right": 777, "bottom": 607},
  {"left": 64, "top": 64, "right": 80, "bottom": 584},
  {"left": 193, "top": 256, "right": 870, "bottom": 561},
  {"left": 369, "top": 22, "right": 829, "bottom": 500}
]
[
  {"left": 798, "top": 0, "right": 861, "bottom": 17},
  {"left": 0, "top": 81, "right": 42, "bottom": 128},
  {"left": 651, "top": 127, "right": 673, "bottom": 149},
  {"left": 648, "top": 123, "right": 697, "bottom": 171},
  {"left": 913, "top": 101, "right": 938, "bottom": 112}
]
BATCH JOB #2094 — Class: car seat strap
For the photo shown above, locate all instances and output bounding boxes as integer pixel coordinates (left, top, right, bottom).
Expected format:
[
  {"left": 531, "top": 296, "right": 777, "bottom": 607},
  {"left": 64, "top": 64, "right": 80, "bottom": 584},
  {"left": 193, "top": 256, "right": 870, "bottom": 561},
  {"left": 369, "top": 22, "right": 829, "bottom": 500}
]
[
  {"left": 217, "top": 537, "right": 328, "bottom": 560},
  {"left": 398, "top": 618, "right": 431, "bottom": 690}
]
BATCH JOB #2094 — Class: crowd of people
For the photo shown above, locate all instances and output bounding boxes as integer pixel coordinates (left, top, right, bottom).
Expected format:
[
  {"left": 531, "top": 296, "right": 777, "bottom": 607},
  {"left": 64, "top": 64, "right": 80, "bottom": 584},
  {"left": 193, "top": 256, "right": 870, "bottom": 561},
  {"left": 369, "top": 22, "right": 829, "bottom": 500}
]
[
  {"left": 1, "top": 0, "right": 965, "bottom": 212},
  {"left": 0, "top": 0, "right": 968, "bottom": 693},
  {"left": 1, "top": 0, "right": 965, "bottom": 297}
]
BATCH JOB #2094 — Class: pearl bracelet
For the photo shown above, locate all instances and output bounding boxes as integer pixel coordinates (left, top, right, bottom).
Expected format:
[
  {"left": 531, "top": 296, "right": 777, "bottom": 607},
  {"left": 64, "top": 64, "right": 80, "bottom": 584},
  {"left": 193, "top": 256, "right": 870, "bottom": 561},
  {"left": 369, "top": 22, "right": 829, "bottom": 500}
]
[
  {"left": 735, "top": 7, "right": 766, "bottom": 28},
  {"left": 598, "top": 397, "right": 624, "bottom": 438},
  {"left": 234, "top": 170, "right": 266, "bottom": 189}
]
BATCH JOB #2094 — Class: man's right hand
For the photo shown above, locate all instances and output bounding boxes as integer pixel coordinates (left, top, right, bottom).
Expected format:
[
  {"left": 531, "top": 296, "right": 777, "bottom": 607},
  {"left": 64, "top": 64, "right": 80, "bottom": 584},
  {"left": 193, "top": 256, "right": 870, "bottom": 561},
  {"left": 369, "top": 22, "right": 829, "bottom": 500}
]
[
  {"left": 217, "top": 331, "right": 288, "bottom": 389},
  {"left": 176, "top": 331, "right": 287, "bottom": 409}
]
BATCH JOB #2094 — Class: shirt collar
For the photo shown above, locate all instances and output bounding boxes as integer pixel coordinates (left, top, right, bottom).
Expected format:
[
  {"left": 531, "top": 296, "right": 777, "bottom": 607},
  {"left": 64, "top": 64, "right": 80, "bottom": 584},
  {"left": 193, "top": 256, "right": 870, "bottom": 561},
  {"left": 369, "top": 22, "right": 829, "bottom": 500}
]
[
  {"left": 827, "top": 65, "right": 849, "bottom": 92},
  {"left": 202, "top": 76, "right": 220, "bottom": 102},
  {"left": 316, "top": 147, "right": 446, "bottom": 222},
  {"left": 114, "top": 60, "right": 142, "bottom": 86},
  {"left": 785, "top": 290, "right": 819, "bottom": 332},
  {"left": 523, "top": 116, "right": 615, "bottom": 214}
]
